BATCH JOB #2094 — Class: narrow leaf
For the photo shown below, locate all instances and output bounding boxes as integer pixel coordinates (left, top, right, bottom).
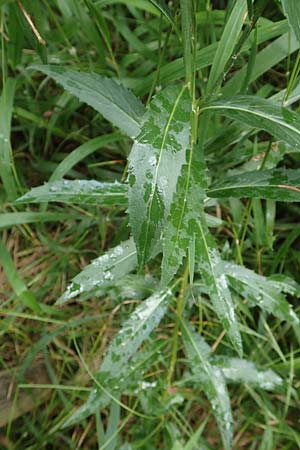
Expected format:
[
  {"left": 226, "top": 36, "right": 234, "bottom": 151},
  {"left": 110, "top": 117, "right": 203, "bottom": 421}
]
[
  {"left": 206, "top": 0, "right": 247, "bottom": 94},
  {"left": 161, "top": 145, "right": 207, "bottom": 285},
  {"left": 56, "top": 239, "right": 137, "bottom": 304},
  {"left": 128, "top": 85, "right": 191, "bottom": 267},
  {"left": 0, "top": 212, "right": 77, "bottom": 229},
  {"left": 65, "top": 289, "right": 172, "bottom": 424},
  {"left": 213, "top": 357, "right": 283, "bottom": 390},
  {"left": 208, "top": 168, "right": 300, "bottom": 202},
  {"left": 31, "top": 65, "right": 145, "bottom": 137},
  {"left": 17, "top": 180, "right": 127, "bottom": 206},
  {"left": 0, "top": 79, "right": 18, "bottom": 200},
  {"left": 224, "top": 262, "right": 299, "bottom": 325},
  {"left": 181, "top": 320, "right": 233, "bottom": 450},
  {"left": 195, "top": 215, "right": 242, "bottom": 355},
  {"left": 202, "top": 95, "right": 300, "bottom": 149},
  {"left": 281, "top": 0, "right": 300, "bottom": 45}
]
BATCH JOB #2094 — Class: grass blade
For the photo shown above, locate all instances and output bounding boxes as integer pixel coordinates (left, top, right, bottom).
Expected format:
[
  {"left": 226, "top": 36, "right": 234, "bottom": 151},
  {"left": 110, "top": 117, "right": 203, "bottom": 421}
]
[
  {"left": 208, "top": 169, "right": 300, "bottom": 201},
  {"left": 31, "top": 65, "right": 145, "bottom": 137},
  {"left": 281, "top": 0, "right": 300, "bottom": 44},
  {"left": 196, "top": 214, "right": 243, "bottom": 355},
  {"left": 128, "top": 85, "right": 191, "bottom": 267},
  {"left": 181, "top": 319, "right": 233, "bottom": 450},
  {"left": 17, "top": 180, "right": 128, "bottom": 206},
  {"left": 0, "top": 212, "right": 78, "bottom": 229},
  {"left": 0, "top": 78, "right": 18, "bottom": 200}
]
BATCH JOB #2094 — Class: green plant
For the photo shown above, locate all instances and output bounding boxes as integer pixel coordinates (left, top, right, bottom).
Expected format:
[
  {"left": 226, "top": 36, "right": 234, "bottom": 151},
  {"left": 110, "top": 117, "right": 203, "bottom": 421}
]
[{"left": 2, "top": 0, "right": 300, "bottom": 448}]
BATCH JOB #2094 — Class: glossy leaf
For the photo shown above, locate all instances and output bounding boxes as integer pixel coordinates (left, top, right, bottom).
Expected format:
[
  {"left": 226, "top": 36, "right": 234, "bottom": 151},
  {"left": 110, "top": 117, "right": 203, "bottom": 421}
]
[
  {"left": 224, "top": 262, "right": 299, "bottom": 325},
  {"left": 213, "top": 357, "right": 283, "bottom": 390},
  {"left": 208, "top": 169, "right": 300, "bottom": 201},
  {"left": 161, "top": 145, "right": 207, "bottom": 285},
  {"left": 56, "top": 239, "right": 137, "bottom": 304},
  {"left": 31, "top": 65, "right": 145, "bottom": 137},
  {"left": 65, "top": 289, "right": 172, "bottom": 424},
  {"left": 195, "top": 216, "right": 243, "bottom": 355},
  {"left": 202, "top": 95, "right": 300, "bottom": 148},
  {"left": 281, "top": 0, "right": 300, "bottom": 45},
  {"left": 181, "top": 320, "right": 233, "bottom": 450},
  {"left": 17, "top": 179, "right": 128, "bottom": 206},
  {"left": 128, "top": 85, "right": 191, "bottom": 267}
]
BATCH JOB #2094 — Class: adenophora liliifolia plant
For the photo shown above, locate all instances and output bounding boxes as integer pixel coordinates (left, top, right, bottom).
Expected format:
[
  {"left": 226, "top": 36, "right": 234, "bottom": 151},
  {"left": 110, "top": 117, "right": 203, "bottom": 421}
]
[{"left": 16, "top": 0, "right": 300, "bottom": 447}]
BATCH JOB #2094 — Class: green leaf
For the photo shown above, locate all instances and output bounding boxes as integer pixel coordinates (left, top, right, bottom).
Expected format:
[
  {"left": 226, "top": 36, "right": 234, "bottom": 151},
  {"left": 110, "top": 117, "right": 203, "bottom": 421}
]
[
  {"left": 56, "top": 239, "right": 137, "bottom": 305},
  {"left": 149, "top": 0, "right": 177, "bottom": 30},
  {"left": 281, "top": 0, "right": 300, "bottom": 45},
  {"left": 0, "top": 79, "right": 18, "bottom": 200},
  {"left": 208, "top": 169, "right": 300, "bottom": 202},
  {"left": 224, "top": 262, "right": 299, "bottom": 325},
  {"left": 195, "top": 215, "right": 243, "bottom": 355},
  {"left": 0, "top": 237, "right": 41, "bottom": 313},
  {"left": 202, "top": 95, "right": 300, "bottom": 149},
  {"left": 0, "top": 212, "right": 78, "bottom": 229},
  {"left": 17, "top": 180, "right": 128, "bottom": 206},
  {"left": 213, "top": 357, "right": 283, "bottom": 390},
  {"left": 31, "top": 65, "right": 145, "bottom": 137},
  {"left": 181, "top": 320, "right": 233, "bottom": 450},
  {"left": 161, "top": 145, "right": 207, "bottom": 285},
  {"left": 128, "top": 85, "right": 191, "bottom": 267},
  {"left": 65, "top": 289, "right": 172, "bottom": 425},
  {"left": 206, "top": 0, "right": 247, "bottom": 94}
]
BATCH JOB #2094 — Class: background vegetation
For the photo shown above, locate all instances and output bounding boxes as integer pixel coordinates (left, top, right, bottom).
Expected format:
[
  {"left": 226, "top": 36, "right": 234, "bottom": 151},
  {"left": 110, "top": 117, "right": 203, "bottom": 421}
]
[{"left": 1, "top": 0, "right": 300, "bottom": 449}]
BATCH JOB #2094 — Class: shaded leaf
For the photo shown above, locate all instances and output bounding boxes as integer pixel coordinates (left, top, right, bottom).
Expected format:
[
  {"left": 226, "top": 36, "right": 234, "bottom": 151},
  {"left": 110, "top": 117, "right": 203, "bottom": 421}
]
[
  {"left": 161, "top": 144, "right": 207, "bottom": 285},
  {"left": 31, "top": 65, "right": 145, "bottom": 137},
  {"left": 213, "top": 357, "right": 283, "bottom": 390},
  {"left": 128, "top": 85, "right": 191, "bottom": 267},
  {"left": 181, "top": 320, "right": 233, "bottom": 450},
  {"left": 224, "top": 262, "right": 299, "bottom": 325},
  {"left": 208, "top": 168, "right": 300, "bottom": 201},
  {"left": 17, "top": 179, "right": 128, "bottom": 206},
  {"left": 195, "top": 215, "right": 243, "bottom": 355},
  {"left": 65, "top": 289, "right": 172, "bottom": 425},
  {"left": 0, "top": 212, "right": 78, "bottom": 229},
  {"left": 56, "top": 239, "right": 137, "bottom": 304},
  {"left": 202, "top": 95, "right": 300, "bottom": 148},
  {"left": 281, "top": 0, "right": 300, "bottom": 45}
]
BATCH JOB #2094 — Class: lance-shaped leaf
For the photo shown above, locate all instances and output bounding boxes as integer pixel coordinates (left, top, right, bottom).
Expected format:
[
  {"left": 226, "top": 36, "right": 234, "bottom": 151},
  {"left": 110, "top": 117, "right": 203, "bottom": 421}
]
[
  {"left": 31, "top": 65, "right": 145, "bottom": 137},
  {"left": 201, "top": 95, "right": 300, "bottom": 148},
  {"left": 65, "top": 289, "right": 172, "bottom": 425},
  {"left": 195, "top": 215, "right": 242, "bottom": 355},
  {"left": 213, "top": 357, "right": 283, "bottom": 390},
  {"left": 181, "top": 320, "right": 233, "bottom": 450},
  {"left": 56, "top": 239, "right": 137, "bottom": 305},
  {"left": 223, "top": 262, "right": 299, "bottom": 325},
  {"left": 161, "top": 145, "right": 207, "bottom": 285},
  {"left": 17, "top": 180, "right": 128, "bottom": 206},
  {"left": 207, "top": 168, "right": 300, "bottom": 201},
  {"left": 128, "top": 85, "right": 191, "bottom": 267},
  {"left": 281, "top": 0, "right": 300, "bottom": 45}
]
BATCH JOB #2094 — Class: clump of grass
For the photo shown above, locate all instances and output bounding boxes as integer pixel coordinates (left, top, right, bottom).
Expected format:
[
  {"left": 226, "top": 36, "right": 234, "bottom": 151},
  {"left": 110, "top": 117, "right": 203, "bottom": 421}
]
[{"left": 1, "top": 1, "right": 300, "bottom": 449}]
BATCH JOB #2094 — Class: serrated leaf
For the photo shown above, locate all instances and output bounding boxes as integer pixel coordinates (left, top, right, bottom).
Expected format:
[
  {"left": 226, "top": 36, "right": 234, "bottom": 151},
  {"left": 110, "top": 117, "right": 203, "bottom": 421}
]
[
  {"left": 281, "top": 0, "right": 300, "bottom": 45},
  {"left": 31, "top": 65, "right": 145, "bottom": 137},
  {"left": 213, "top": 357, "right": 283, "bottom": 390},
  {"left": 161, "top": 144, "right": 207, "bottom": 285},
  {"left": 224, "top": 262, "right": 299, "bottom": 325},
  {"left": 202, "top": 95, "right": 300, "bottom": 149},
  {"left": 56, "top": 239, "right": 137, "bottom": 304},
  {"left": 195, "top": 215, "right": 242, "bottom": 355},
  {"left": 208, "top": 169, "right": 300, "bottom": 201},
  {"left": 128, "top": 85, "right": 191, "bottom": 267},
  {"left": 181, "top": 320, "right": 233, "bottom": 450},
  {"left": 65, "top": 289, "right": 172, "bottom": 425},
  {"left": 17, "top": 179, "right": 128, "bottom": 206}
]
